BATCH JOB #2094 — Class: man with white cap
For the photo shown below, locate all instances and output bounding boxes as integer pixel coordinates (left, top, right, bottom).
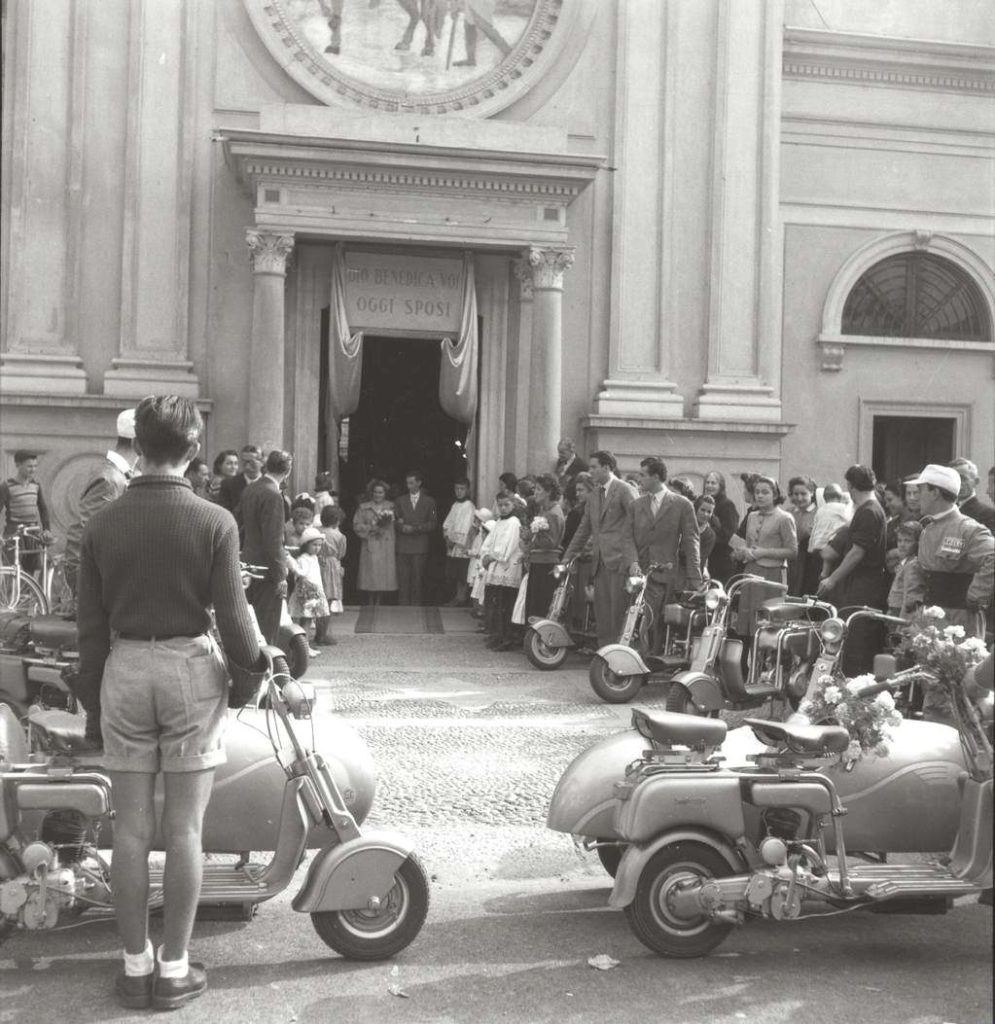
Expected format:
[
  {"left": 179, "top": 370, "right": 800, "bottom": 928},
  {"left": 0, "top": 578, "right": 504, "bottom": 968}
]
[
  {"left": 63, "top": 408, "right": 139, "bottom": 601},
  {"left": 912, "top": 463, "right": 994, "bottom": 638}
]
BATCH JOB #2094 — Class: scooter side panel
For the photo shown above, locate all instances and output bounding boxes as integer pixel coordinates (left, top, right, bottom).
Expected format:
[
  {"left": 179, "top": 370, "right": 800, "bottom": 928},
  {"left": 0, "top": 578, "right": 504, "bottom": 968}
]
[
  {"left": 615, "top": 774, "right": 746, "bottom": 843},
  {"left": 528, "top": 619, "right": 573, "bottom": 649},
  {"left": 546, "top": 731, "right": 645, "bottom": 838},
  {"left": 669, "top": 671, "right": 724, "bottom": 712},
  {"left": 292, "top": 830, "right": 415, "bottom": 912}
]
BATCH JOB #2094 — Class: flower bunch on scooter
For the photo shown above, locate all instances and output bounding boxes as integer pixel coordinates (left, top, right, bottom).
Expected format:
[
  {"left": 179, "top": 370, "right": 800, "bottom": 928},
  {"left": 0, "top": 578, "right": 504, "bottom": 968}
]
[
  {"left": 894, "top": 607, "right": 988, "bottom": 718},
  {"left": 800, "top": 673, "right": 903, "bottom": 764}
]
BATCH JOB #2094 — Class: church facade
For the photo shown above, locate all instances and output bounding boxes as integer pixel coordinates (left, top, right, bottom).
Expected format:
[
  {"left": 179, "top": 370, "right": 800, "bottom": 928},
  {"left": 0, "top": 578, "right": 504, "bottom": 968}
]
[{"left": 2, "top": 0, "right": 993, "bottom": 533}]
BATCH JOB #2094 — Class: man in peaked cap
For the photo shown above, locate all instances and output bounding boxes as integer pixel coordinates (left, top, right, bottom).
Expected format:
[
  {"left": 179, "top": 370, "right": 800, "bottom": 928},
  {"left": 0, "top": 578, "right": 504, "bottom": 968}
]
[
  {"left": 63, "top": 408, "right": 140, "bottom": 603},
  {"left": 912, "top": 463, "right": 994, "bottom": 639}
]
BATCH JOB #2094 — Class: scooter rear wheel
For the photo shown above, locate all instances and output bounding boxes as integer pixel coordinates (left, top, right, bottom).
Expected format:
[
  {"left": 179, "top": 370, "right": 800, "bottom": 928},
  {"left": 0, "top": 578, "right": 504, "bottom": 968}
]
[
  {"left": 310, "top": 854, "right": 430, "bottom": 960},
  {"left": 524, "top": 627, "right": 568, "bottom": 671},
  {"left": 665, "top": 684, "right": 701, "bottom": 716},
  {"left": 588, "top": 656, "right": 643, "bottom": 703},
  {"left": 625, "top": 841, "right": 735, "bottom": 958}
]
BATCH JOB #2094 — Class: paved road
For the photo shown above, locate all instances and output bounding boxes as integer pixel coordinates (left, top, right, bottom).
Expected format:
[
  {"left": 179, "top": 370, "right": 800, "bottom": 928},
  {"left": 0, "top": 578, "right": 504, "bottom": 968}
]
[{"left": 2, "top": 625, "right": 991, "bottom": 1023}]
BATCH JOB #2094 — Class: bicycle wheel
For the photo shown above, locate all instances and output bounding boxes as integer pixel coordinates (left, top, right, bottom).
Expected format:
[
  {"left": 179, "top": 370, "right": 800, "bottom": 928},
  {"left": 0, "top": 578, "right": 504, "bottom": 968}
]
[
  {"left": 45, "top": 558, "right": 74, "bottom": 616},
  {"left": 0, "top": 566, "right": 49, "bottom": 614}
]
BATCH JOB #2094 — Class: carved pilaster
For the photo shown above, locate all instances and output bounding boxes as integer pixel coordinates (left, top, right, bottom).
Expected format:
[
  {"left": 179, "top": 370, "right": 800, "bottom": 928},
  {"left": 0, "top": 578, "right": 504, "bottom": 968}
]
[
  {"left": 528, "top": 245, "right": 575, "bottom": 291},
  {"left": 512, "top": 258, "right": 534, "bottom": 301},
  {"left": 247, "top": 230, "right": 295, "bottom": 275}
]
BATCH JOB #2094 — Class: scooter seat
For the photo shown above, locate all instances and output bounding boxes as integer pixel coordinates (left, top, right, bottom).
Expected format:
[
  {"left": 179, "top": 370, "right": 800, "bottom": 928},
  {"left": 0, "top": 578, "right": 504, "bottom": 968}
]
[
  {"left": 632, "top": 709, "right": 728, "bottom": 749},
  {"left": 26, "top": 707, "right": 90, "bottom": 753},
  {"left": 29, "top": 615, "right": 80, "bottom": 652},
  {"left": 745, "top": 717, "right": 851, "bottom": 755}
]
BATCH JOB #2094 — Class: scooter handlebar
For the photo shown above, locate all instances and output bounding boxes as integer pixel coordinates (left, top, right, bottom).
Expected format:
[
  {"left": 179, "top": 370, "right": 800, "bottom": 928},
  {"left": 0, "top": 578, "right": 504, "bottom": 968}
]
[{"left": 851, "top": 666, "right": 937, "bottom": 699}]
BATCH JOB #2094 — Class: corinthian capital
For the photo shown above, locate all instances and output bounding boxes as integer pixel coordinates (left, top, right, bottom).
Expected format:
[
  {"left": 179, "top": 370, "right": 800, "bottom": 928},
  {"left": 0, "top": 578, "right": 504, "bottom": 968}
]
[
  {"left": 247, "top": 230, "right": 295, "bottom": 274},
  {"left": 527, "top": 245, "right": 575, "bottom": 291}
]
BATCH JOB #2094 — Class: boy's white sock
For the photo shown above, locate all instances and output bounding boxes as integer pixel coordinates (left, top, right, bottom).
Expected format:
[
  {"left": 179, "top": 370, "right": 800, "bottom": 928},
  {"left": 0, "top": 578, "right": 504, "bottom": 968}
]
[
  {"left": 123, "top": 938, "right": 154, "bottom": 977},
  {"left": 157, "top": 946, "right": 189, "bottom": 979}
]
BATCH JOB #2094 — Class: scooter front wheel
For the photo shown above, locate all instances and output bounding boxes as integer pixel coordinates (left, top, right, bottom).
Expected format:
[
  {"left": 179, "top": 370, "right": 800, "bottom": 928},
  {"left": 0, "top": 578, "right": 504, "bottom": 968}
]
[
  {"left": 625, "top": 841, "right": 735, "bottom": 958},
  {"left": 524, "top": 627, "right": 568, "bottom": 671},
  {"left": 588, "top": 656, "right": 643, "bottom": 703},
  {"left": 310, "top": 854, "right": 430, "bottom": 960}
]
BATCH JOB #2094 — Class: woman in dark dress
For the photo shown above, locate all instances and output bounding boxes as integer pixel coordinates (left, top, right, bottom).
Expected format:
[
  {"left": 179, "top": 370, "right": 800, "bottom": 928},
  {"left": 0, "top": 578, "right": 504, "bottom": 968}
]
[
  {"left": 523, "top": 474, "right": 566, "bottom": 619},
  {"left": 702, "top": 471, "right": 740, "bottom": 582}
]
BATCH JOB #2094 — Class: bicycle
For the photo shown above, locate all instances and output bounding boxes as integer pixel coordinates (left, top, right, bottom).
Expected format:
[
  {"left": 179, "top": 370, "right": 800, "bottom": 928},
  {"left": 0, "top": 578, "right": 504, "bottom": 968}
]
[{"left": 0, "top": 525, "right": 60, "bottom": 615}]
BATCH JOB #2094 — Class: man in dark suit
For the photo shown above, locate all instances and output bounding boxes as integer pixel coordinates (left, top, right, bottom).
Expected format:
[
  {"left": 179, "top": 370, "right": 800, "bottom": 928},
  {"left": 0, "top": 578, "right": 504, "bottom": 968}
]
[
  {"left": 394, "top": 470, "right": 438, "bottom": 605},
  {"left": 622, "top": 457, "right": 702, "bottom": 652},
  {"left": 560, "top": 450, "right": 637, "bottom": 647},
  {"left": 951, "top": 458, "right": 995, "bottom": 531},
  {"left": 241, "top": 449, "right": 293, "bottom": 644},
  {"left": 218, "top": 444, "right": 264, "bottom": 530}
]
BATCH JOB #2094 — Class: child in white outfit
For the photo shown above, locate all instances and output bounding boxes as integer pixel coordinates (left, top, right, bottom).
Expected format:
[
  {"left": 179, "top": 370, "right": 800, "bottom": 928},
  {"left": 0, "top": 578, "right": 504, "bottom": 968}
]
[
  {"left": 288, "top": 527, "right": 330, "bottom": 655},
  {"left": 480, "top": 493, "right": 524, "bottom": 650},
  {"left": 443, "top": 477, "right": 476, "bottom": 606}
]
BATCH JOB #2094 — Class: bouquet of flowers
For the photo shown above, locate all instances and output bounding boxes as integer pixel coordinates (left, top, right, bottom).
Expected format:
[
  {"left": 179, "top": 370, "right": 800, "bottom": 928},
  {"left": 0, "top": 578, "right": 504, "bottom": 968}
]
[
  {"left": 799, "top": 673, "right": 903, "bottom": 765},
  {"left": 529, "top": 515, "right": 550, "bottom": 536},
  {"left": 893, "top": 606, "right": 988, "bottom": 719},
  {"left": 373, "top": 507, "right": 394, "bottom": 527}
]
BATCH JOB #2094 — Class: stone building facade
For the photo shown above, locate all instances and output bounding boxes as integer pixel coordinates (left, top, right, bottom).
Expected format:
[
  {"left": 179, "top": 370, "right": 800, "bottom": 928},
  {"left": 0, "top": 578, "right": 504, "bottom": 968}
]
[{"left": 2, "top": 0, "right": 993, "bottom": 535}]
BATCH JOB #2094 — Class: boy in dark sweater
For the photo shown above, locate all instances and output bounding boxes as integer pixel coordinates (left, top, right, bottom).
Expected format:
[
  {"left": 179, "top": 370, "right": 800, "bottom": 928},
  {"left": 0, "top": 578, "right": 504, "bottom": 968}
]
[{"left": 77, "top": 395, "right": 262, "bottom": 1010}]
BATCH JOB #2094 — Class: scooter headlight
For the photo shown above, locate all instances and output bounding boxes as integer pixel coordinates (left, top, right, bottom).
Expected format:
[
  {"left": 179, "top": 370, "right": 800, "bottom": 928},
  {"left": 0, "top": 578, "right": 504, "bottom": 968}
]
[
  {"left": 625, "top": 575, "right": 645, "bottom": 595},
  {"left": 704, "top": 588, "right": 724, "bottom": 611},
  {"left": 820, "top": 617, "right": 845, "bottom": 646}
]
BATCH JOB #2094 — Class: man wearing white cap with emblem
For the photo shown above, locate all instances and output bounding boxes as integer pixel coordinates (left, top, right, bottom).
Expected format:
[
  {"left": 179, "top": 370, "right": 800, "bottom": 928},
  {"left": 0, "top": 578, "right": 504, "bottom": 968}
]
[
  {"left": 63, "top": 408, "right": 139, "bottom": 602},
  {"left": 912, "top": 463, "right": 994, "bottom": 639}
]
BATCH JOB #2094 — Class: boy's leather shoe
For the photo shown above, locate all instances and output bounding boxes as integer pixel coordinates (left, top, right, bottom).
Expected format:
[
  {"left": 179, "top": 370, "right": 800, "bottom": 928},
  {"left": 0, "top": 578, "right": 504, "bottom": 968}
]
[
  {"left": 115, "top": 971, "right": 153, "bottom": 1009},
  {"left": 152, "top": 963, "right": 207, "bottom": 1010}
]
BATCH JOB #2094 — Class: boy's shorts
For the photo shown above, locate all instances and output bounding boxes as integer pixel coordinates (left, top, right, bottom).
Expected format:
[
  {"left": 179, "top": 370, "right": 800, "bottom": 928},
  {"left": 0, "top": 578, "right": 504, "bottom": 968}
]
[{"left": 100, "top": 634, "right": 228, "bottom": 774}]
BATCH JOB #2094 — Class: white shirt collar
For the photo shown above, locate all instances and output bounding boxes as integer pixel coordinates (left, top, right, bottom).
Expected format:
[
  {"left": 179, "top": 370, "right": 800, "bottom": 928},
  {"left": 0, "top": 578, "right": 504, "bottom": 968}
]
[
  {"left": 106, "top": 450, "right": 131, "bottom": 475},
  {"left": 410, "top": 491, "right": 420, "bottom": 508}
]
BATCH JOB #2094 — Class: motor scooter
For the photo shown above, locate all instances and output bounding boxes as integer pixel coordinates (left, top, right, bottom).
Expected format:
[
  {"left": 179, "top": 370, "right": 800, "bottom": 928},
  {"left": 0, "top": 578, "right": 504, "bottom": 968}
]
[
  {"left": 605, "top": 663, "right": 992, "bottom": 957},
  {"left": 522, "top": 558, "right": 597, "bottom": 671},
  {"left": 547, "top": 637, "right": 978, "bottom": 877},
  {"left": 662, "top": 576, "right": 834, "bottom": 716},
  {"left": 587, "top": 569, "right": 713, "bottom": 704},
  {"left": 0, "top": 649, "right": 430, "bottom": 959}
]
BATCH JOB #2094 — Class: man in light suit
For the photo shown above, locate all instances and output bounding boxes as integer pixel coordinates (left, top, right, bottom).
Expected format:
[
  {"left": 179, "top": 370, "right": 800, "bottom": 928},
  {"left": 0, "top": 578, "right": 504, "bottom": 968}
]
[
  {"left": 394, "top": 470, "right": 438, "bottom": 605},
  {"left": 560, "top": 450, "right": 637, "bottom": 647},
  {"left": 64, "top": 408, "right": 138, "bottom": 600},
  {"left": 622, "top": 457, "right": 702, "bottom": 652}
]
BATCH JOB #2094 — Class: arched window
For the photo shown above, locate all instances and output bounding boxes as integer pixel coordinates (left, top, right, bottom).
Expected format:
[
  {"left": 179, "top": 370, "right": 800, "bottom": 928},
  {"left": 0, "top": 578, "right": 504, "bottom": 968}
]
[{"left": 842, "top": 252, "right": 991, "bottom": 342}]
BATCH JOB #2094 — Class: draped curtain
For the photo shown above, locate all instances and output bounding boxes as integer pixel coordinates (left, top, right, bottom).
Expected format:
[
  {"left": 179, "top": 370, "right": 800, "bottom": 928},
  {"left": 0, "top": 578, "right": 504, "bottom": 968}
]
[{"left": 325, "top": 246, "right": 478, "bottom": 485}]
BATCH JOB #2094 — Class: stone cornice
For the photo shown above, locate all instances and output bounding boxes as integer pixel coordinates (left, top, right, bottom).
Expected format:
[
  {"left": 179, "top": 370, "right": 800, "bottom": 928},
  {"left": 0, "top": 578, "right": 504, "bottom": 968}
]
[{"left": 783, "top": 27, "right": 995, "bottom": 95}]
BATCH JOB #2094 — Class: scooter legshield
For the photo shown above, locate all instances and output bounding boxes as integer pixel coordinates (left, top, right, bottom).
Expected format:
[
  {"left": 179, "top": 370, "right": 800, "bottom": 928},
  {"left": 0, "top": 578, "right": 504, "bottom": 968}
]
[
  {"left": 596, "top": 644, "right": 650, "bottom": 678},
  {"left": 527, "top": 618, "right": 574, "bottom": 649},
  {"left": 292, "top": 830, "right": 416, "bottom": 912}
]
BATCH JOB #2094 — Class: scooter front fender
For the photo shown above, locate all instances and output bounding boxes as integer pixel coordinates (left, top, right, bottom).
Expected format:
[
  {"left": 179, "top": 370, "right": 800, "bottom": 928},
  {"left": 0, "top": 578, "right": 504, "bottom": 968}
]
[
  {"left": 608, "top": 829, "right": 744, "bottom": 909},
  {"left": 292, "top": 830, "right": 415, "bottom": 913},
  {"left": 527, "top": 618, "right": 574, "bottom": 649},
  {"left": 670, "top": 670, "right": 724, "bottom": 713},
  {"left": 596, "top": 644, "right": 650, "bottom": 678}
]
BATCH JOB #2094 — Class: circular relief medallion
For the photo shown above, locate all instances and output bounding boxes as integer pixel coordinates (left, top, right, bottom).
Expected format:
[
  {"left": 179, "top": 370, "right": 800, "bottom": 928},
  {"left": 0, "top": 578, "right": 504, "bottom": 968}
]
[{"left": 244, "top": 0, "right": 569, "bottom": 115}]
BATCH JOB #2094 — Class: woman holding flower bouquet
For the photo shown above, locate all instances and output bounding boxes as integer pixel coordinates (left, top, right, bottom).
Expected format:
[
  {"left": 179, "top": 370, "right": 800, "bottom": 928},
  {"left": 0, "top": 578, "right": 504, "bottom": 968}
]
[
  {"left": 353, "top": 478, "right": 398, "bottom": 605},
  {"left": 523, "top": 474, "right": 566, "bottom": 621}
]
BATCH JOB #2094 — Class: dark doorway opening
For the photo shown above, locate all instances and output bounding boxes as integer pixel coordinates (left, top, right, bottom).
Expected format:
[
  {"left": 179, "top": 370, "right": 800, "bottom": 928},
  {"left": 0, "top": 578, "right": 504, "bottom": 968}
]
[
  {"left": 872, "top": 416, "right": 956, "bottom": 484},
  {"left": 331, "top": 334, "right": 470, "bottom": 605}
]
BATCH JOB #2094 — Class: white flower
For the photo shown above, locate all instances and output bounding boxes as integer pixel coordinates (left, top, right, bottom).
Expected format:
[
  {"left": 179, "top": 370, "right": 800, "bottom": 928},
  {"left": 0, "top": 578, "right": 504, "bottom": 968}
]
[
  {"left": 887, "top": 711, "right": 903, "bottom": 727},
  {"left": 530, "top": 516, "right": 550, "bottom": 535},
  {"left": 799, "top": 701, "right": 814, "bottom": 717},
  {"left": 961, "top": 637, "right": 988, "bottom": 655},
  {"left": 822, "top": 685, "right": 842, "bottom": 704},
  {"left": 817, "top": 674, "right": 833, "bottom": 687},
  {"left": 845, "top": 679, "right": 864, "bottom": 695},
  {"left": 874, "top": 690, "right": 896, "bottom": 711},
  {"left": 922, "top": 606, "right": 946, "bottom": 620},
  {"left": 942, "top": 624, "right": 966, "bottom": 640},
  {"left": 836, "top": 702, "right": 849, "bottom": 718}
]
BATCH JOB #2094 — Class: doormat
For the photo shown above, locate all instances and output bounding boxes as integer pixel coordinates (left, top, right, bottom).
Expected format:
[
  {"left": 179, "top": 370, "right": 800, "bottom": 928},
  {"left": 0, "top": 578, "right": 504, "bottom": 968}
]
[{"left": 354, "top": 605, "right": 444, "bottom": 634}]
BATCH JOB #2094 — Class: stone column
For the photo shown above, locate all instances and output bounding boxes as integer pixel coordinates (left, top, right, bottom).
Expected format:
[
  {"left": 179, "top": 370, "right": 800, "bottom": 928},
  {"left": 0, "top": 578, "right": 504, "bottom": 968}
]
[
  {"left": 694, "top": 0, "right": 784, "bottom": 422},
  {"left": 527, "top": 246, "right": 574, "bottom": 472},
  {"left": 511, "top": 258, "right": 534, "bottom": 471},
  {"left": 247, "top": 230, "right": 294, "bottom": 453}
]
